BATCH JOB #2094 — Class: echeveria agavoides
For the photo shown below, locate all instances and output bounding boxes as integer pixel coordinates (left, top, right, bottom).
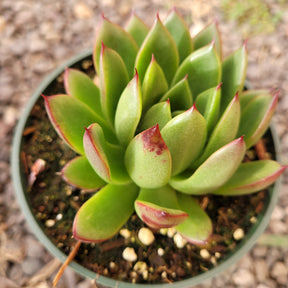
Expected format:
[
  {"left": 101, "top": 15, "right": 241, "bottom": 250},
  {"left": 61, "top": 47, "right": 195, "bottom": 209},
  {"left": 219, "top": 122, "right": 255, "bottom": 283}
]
[{"left": 44, "top": 10, "right": 286, "bottom": 246}]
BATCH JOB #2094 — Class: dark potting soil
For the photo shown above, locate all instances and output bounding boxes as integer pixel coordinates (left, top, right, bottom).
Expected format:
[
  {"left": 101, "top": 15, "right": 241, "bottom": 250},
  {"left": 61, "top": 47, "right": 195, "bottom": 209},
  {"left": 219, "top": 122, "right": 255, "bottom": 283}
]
[{"left": 19, "top": 57, "right": 275, "bottom": 285}]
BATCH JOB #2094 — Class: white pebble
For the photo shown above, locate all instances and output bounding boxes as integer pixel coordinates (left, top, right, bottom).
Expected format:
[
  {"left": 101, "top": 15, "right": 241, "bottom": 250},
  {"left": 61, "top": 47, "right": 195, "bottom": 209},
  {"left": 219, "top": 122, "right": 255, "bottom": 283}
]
[
  {"left": 215, "top": 252, "right": 221, "bottom": 258},
  {"left": 122, "top": 247, "right": 137, "bottom": 262},
  {"left": 138, "top": 228, "right": 155, "bottom": 245},
  {"left": 56, "top": 213, "right": 63, "bottom": 221},
  {"left": 159, "top": 228, "right": 168, "bottom": 235},
  {"left": 200, "top": 249, "right": 210, "bottom": 259},
  {"left": 157, "top": 248, "right": 165, "bottom": 256},
  {"left": 120, "top": 228, "right": 131, "bottom": 239},
  {"left": 250, "top": 216, "right": 258, "bottom": 224},
  {"left": 142, "top": 270, "right": 148, "bottom": 280},
  {"left": 45, "top": 219, "right": 55, "bottom": 227},
  {"left": 167, "top": 227, "right": 176, "bottom": 238},
  {"left": 173, "top": 233, "right": 187, "bottom": 248},
  {"left": 133, "top": 261, "right": 147, "bottom": 274},
  {"left": 233, "top": 228, "right": 245, "bottom": 240},
  {"left": 161, "top": 271, "right": 167, "bottom": 279}
]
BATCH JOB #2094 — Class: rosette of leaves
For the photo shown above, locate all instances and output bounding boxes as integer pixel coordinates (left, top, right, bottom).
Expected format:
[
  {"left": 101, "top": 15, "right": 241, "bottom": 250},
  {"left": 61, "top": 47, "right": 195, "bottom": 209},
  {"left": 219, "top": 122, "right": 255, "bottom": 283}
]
[{"left": 44, "top": 9, "right": 286, "bottom": 245}]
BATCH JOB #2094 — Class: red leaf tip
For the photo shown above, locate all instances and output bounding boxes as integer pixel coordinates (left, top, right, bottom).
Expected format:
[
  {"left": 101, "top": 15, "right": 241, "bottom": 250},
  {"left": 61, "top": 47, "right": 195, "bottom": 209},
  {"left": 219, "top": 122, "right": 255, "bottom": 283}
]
[
  {"left": 141, "top": 124, "right": 167, "bottom": 155},
  {"left": 216, "top": 82, "right": 223, "bottom": 90}
]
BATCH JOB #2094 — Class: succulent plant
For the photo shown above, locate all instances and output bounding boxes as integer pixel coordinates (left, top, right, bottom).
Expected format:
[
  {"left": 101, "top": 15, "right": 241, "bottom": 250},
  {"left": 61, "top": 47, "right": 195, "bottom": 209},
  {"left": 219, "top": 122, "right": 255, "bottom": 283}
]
[{"left": 44, "top": 9, "right": 286, "bottom": 245}]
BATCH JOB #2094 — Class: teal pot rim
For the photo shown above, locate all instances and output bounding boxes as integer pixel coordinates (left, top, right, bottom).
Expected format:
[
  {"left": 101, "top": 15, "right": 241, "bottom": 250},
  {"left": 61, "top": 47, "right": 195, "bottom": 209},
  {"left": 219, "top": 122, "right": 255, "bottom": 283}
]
[{"left": 11, "top": 50, "right": 283, "bottom": 288}]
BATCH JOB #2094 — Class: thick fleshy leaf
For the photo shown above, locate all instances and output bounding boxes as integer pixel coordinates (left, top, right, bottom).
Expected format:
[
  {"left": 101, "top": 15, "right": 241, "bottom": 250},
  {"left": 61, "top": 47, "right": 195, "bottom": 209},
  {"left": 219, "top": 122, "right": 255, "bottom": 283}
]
[
  {"left": 160, "top": 75, "right": 193, "bottom": 111},
  {"left": 221, "top": 42, "right": 247, "bottom": 113},
  {"left": 99, "top": 44, "right": 129, "bottom": 124},
  {"left": 164, "top": 8, "right": 193, "bottom": 63},
  {"left": 161, "top": 105, "right": 207, "bottom": 175},
  {"left": 83, "top": 123, "right": 130, "bottom": 184},
  {"left": 237, "top": 91, "right": 279, "bottom": 148},
  {"left": 239, "top": 89, "right": 270, "bottom": 111},
  {"left": 169, "top": 136, "right": 246, "bottom": 195},
  {"left": 94, "top": 15, "right": 138, "bottom": 78},
  {"left": 140, "top": 100, "right": 172, "bottom": 131},
  {"left": 142, "top": 55, "right": 168, "bottom": 112},
  {"left": 125, "top": 12, "right": 149, "bottom": 48},
  {"left": 135, "top": 186, "right": 188, "bottom": 229},
  {"left": 213, "top": 160, "right": 287, "bottom": 195},
  {"left": 193, "top": 21, "right": 222, "bottom": 59},
  {"left": 172, "top": 42, "right": 221, "bottom": 99},
  {"left": 125, "top": 124, "right": 172, "bottom": 188},
  {"left": 193, "top": 93, "right": 240, "bottom": 167},
  {"left": 195, "top": 83, "right": 222, "bottom": 135},
  {"left": 61, "top": 156, "right": 106, "bottom": 190},
  {"left": 135, "top": 15, "right": 179, "bottom": 84},
  {"left": 73, "top": 183, "right": 138, "bottom": 242},
  {"left": 115, "top": 71, "right": 142, "bottom": 146},
  {"left": 43, "top": 94, "right": 114, "bottom": 154},
  {"left": 176, "top": 194, "right": 212, "bottom": 244},
  {"left": 64, "top": 68, "right": 103, "bottom": 117}
]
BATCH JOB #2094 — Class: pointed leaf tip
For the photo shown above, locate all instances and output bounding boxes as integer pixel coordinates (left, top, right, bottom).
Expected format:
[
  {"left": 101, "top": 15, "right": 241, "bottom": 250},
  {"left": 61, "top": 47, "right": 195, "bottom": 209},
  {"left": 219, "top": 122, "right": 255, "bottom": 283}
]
[
  {"left": 125, "top": 125, "right": 172, "bottom": 188},
  {"left": 216, "top": 82, "right": 223, "bottom": 90}
]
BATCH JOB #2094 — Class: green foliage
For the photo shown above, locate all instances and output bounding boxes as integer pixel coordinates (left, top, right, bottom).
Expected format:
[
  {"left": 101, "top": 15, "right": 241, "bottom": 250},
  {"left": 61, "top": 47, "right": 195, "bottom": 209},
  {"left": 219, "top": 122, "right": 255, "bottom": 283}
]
[
  {"left": 44, "top": 9, "right": 285, "bottom": 245},
  {"left": 220, "top": 0, "right": 284, "bottom": 36}
]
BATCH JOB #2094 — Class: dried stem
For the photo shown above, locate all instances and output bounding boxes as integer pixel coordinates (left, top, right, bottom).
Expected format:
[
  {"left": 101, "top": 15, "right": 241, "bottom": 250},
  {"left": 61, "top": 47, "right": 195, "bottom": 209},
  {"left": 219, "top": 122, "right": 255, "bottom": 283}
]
[{"left": 52, "top": 241, "right": 81, "bottom": 287}]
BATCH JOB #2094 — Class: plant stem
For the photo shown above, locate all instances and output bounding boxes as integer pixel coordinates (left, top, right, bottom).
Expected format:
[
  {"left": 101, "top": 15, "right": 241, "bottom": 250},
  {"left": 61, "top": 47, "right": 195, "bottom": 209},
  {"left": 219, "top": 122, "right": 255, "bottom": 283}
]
[{"left": 53, "top": 241, "right": 82, "bottom": 287}]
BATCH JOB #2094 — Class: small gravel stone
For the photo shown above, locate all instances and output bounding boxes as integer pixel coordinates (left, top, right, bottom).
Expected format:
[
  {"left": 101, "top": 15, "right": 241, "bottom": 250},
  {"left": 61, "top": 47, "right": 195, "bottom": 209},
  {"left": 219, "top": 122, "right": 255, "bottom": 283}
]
[
  {"left": 270, "top": 261, "right": 288, "bottom": 285},
  {"left": 138, "top": 227, "right": 155, "bottom": 246},
  {"left": 21, "top": 257, "right": 43, "bottom": 275},
  {"left": 233, "top": 228, "right": 245, "bottom": 240},
  {"left": 45, "top": 219, "right": 55, "bottom": 227},
  {"left": 173, "top": 233, "right": 187, "bottom": 248},
  {"left": 133, "top": 261, "right": 147, "bottom": 274},
  {"left": 120, "top": 228, "right": 131, "bottom": 239},
  {"left": 157, "top": 248, "right": 165, "bottom": 256},
  {"left": 200, "top": 249, "right": 210, "bottom": 259},
  {"left": 232, "top": 268, "right": 255, "bottom": 287},
  {"left": 254, "top": 259, "right": 268, "bottom": 282},
  {"left": 122, "top": 247, "right": 137, "bottom": 262}
]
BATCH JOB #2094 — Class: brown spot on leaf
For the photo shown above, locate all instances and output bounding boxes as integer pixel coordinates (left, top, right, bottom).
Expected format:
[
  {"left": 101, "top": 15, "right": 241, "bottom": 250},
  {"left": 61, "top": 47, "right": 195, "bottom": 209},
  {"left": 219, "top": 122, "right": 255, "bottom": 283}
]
[{"left": 141, "top": 124, "right": 167, "bottom": 156}]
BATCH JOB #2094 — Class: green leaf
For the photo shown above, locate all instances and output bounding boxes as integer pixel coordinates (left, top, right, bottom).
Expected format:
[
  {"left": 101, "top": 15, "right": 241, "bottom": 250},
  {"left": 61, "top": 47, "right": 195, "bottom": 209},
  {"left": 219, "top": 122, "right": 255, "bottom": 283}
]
[
  {"left": 193, "top": 21, "right": 222, "bottom": 59},
  {"left": 83, "top": 123, "right": 131, "bottom": 184},
  {"left": 214, "top": 160, "right": 286, "bottom": 195},
  {"left": 141, "top": 55, "right": 169, "bottom": 112},
  {"left": 126, "top": 12, "right": 149, "bottom": 48},
  {"left": 135, "top": 186, "right": 188, "bottom": 229},
  {"left": 221, "top": 42, "right": 247, "bottom": 113},
  {"left": 115, "top": 71, "right": 142, "bottom": 146},
  {"left": 99, "top": 44, "right": 129, "bottom": 124},
  {"left": 140, "top": 100, "right": 172, "bottom": 131},
  {"left": 164, "top": 8, "right": 193, "bottom": 63},
  {"left": 237, "top": 91, "right": 279, "bottom": 148},
  {"left": 195, "top": 83, "right": 222, "bottom": 135},
  {"left": 64, "top": 68, "right": 103, "bottom": 117},
  {"left": 169, "top": 136, "right": 246, "bottom": 195},
  {"left": 135, "top": 15, "right": 179, "bottom": 85},
  {"left": 172, "top": 42, "right": 221, "bottom": 99},
  {"left": 61, "top": 156, "right": 106, "bottom": 190},
  {"left": 160, "top": 75, "right": 193, "bottom": 111},
  {"left": 94, "top": 15, "right": 138, "bottom": 78},
  {"left": 125, "top": 124, "right": 172, "bottom": 188},
  {"left": 193, "top": 93, "right": 240, "bottom": 167},
  {"left": 43, "top": 94, "right": 114, "bottom": 154},
  {"left": 161, "top": 105, "right": 207, "bottom": 175},
  {"left": 239, "top": 89, "right": 270, "bottom": 111},
  {"left": 73, "top": 183, "right": 139, "bottom": 243},
  {"left": 176, "top": 194, "right": 212, "bottom": 244}
]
